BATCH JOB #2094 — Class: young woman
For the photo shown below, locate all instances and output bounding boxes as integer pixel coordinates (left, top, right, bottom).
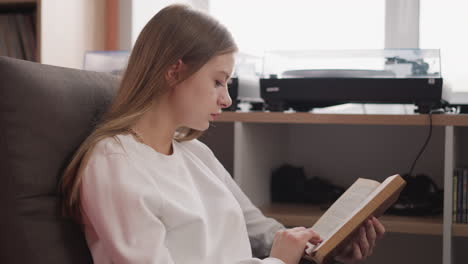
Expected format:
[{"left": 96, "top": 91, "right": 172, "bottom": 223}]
[{"left": 61, "top": 4, "right": 384, "bottom": 264}]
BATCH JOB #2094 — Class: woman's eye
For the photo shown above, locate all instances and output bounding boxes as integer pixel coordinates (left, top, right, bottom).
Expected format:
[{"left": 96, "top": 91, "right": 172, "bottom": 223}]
[{"left": 215, "top": 81, "right": 223, "bottom": 88}]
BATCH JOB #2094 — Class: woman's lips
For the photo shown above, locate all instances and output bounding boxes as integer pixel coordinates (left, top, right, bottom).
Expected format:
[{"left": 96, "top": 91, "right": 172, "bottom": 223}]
[{"left": 210, "top": 113, "right": 220, "bottom": 120}]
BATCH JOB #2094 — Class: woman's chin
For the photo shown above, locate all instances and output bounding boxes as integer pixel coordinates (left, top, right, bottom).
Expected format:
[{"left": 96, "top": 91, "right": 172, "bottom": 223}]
[
  {"left": 187, "top": 122, "right": 210, "bottom": 132},
  {"left": 201, "top": 122, "right": 211, "bottom": 131}
]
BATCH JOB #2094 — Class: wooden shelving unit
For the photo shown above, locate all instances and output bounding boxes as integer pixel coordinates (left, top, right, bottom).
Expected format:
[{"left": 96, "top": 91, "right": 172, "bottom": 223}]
[
  {"left": 217, "top": 112, "right": 468, "bottom": 127},
  {"left": 0, "top": 0, "right": 40, "bottom": 62},
  {"left": 0, "top": 0, "right": 36, "bottom": 4},
  {"left": 452, "top": 223, "right": 468, "bottom": 237},
  {"left": 206, "top": 111, "right": 468, "bottom": 263},
  {"left": 260, "top": 203, "right": 468, "bottom": 237}
]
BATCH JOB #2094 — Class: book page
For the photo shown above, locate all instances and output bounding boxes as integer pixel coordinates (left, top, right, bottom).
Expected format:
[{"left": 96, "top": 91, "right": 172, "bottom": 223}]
[{"left": 311, "top": 178, "right": 380, "bottom": 242}]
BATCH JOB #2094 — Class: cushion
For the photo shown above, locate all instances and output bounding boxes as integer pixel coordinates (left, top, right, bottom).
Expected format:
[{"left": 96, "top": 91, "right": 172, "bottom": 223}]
[{"left": 0, "top": 56, "right": 118, "bottom": 263}]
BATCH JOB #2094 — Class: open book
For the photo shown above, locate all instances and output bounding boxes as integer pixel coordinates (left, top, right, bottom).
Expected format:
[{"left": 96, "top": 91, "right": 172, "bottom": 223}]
[{"left": 301, "top": 174, "right": 406, "bottom": 264}]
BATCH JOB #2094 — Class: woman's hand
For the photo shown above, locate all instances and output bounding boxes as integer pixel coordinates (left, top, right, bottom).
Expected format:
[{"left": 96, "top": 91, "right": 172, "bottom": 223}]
[
  {"left": 335, "top": 216, "right": 385, "bottom": 264},
  {"left": 270, "top": 227, "right": 322, "bottom": 264}
]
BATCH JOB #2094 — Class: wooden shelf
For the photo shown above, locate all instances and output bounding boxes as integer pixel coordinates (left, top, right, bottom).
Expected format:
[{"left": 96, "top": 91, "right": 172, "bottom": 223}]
[
  {"left": 0, "top": 0, "right": 36, "bottom": 4},
  {"left": 0, "top": 0, "right": 36, "bottom": 11},
  {"left": 453, "top": 223, "right": 468, "bottom": 237},
  {"left": 259, "top": 203, "right": 465, "bottom": 236},
  {"left": 216, "top": 112, "right": 468, "bottom": 127}
]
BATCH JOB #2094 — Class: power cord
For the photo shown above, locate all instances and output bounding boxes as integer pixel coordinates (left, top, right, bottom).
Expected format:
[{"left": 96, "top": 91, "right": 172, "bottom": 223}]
[
  {"left": 408, "top": 110, "right": 434, "bottom": 176},
  {"left": 408, "top": 103, "right": 460, "bottom": 176}
]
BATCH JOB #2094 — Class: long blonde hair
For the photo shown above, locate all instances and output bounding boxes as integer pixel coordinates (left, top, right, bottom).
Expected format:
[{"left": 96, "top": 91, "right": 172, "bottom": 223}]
[{"left": 61, "top": 4, "right": 237, "bottom": 223}]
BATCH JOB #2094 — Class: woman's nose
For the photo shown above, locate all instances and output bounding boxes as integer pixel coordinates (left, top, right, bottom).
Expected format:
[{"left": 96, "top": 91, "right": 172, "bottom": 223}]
[{"left": 219, "top": 88, "right": 232, "bottom": 109}]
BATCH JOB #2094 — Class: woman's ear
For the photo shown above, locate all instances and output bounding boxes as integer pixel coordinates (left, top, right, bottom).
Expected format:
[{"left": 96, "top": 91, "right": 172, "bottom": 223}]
[{"left": 165, "top": 59, "right": 185, "bottom": 86}]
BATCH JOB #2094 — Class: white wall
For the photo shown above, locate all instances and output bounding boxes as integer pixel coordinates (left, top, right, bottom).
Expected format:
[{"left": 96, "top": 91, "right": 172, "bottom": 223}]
[
  {"left": 420, "top": 0, "right": 468, "bottom": 92},
  {"left": 385, "top": 0, "right": 419, "bottom": 48},
  {"left": 118, "top": 0, "right": 210, "bottom": 50},
  {"left": 210, "top": 0, "right": 385, "bottom": 56},
  {"left": 40, "top": 0, "right": 106, "bottom": 69}
]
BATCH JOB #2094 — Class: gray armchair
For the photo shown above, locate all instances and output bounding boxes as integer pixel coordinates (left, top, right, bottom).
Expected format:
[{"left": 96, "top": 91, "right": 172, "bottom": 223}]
[{"left": 0, "top": 56, "right": 118, "bottom": 263}]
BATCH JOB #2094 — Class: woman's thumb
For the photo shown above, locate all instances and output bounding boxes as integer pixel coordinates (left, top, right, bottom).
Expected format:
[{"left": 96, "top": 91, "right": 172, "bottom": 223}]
[{"left": 307, "top": 228, "right": 322, "bottom": 242}]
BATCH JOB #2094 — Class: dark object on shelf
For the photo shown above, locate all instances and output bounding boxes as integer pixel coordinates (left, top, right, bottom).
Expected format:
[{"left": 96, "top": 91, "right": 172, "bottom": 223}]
[
  {"left": 449, "top": 104, "right": 468, "bottom": 114},
  {"left": 271, "top": 164, "right": 307, "bottom": 203},
  {"left": 271, "top": 164, "right": 344, "bottom": 206},
  {"left": 386, "top": 173, "right": 443, "bottom": 216},
  {"left": 459, "top": 105, "right": 468, "bottom": 113},
  {"left": 303, "top": 177, "right": 345, "bottom": 208},
  {"left": 250, "top": 101, "right": 265, "bottom": 111},
  {"left": 260, "top": 76, "right": 445, "bottom": 114}
]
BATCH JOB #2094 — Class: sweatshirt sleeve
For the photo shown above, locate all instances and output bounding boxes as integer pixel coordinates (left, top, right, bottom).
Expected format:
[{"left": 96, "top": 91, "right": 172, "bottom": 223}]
[
  {"left": 81, "top": 150, "right": 285, "bottom": 264},
  {"left": 81, "top": 152, "right": 176, "bottom": 264},
  {"left": 194, "top": 141, "right": 287, "bottom": 258},
  {"left": 219, "top": 164, "right": 287, "bottom": 258}
]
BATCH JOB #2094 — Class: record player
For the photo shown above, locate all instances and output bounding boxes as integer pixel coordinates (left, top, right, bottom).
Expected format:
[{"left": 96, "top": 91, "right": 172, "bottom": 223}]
[{"left": 259, "top": 49, "right": 445, "bottom": 113}]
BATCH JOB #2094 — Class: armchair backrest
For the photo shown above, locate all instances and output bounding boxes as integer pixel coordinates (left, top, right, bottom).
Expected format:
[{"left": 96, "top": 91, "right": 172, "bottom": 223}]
[{"left": 0, "top": 57, "right": 118, "bottom": 263}]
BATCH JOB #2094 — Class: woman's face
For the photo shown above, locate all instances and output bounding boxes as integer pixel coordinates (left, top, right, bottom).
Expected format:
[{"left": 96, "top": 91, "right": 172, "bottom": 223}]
[{"left": 170, "top": 53, "right": 234, "bottom": 131}]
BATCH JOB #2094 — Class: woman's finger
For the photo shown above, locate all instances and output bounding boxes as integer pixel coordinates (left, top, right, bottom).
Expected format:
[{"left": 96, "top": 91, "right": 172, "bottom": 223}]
[
  {"left": 353, "top": 242, "right": 364, "bottom": 262},
  {"left": 289, "top": 226, "right": 307, "bottom": 233},
  {"left": 335, "top": 227, "right": 360, "bottom": 260},
  {"left": 366, "top": 219, "right": 377, "bottom": 251},
  {"left": 358, "top": 226, "right": 370, "bottom": 258},
  {"left": 301, "top": 228, "right": 322, "bottom": 243},
  {"left": 335, "top": 241, "right": 353, "bottom": 263},
  {"left": 341, "top": 240, "right": 354, "bottom": 256},
  {"left": 335, "top": 242, "right": 363, "bottom": 264},
  {"left": 371, "top": 216, "right": 386, "bottom": 239}
]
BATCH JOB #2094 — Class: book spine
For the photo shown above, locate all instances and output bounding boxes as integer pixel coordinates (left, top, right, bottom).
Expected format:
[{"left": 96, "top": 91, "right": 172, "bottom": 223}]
[
  {"left": 0, "top": 16, "right": 6, "bottom": 56},
  {"left": 458, "top": 168, "right": 464, "bottom": 223},
  {"left": 462, "top": 168, "right": 468, "bottom": 223},
  {"left": 454, "top": 169, "right": 458, "bottom": 223},
  {"left": 462, "top": 168, "right": 465, "bottom": 224}
]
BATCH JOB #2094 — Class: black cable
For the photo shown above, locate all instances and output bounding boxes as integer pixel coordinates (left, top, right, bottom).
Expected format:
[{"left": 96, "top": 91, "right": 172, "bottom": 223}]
[{"left": 408, "top": 111, "right": 433, "bottom": 176}]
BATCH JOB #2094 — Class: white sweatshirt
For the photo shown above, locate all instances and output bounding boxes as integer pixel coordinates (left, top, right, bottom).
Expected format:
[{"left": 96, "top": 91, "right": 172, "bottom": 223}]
[{"left": 81, "top": 133, "right": 287, "bottom": 264}]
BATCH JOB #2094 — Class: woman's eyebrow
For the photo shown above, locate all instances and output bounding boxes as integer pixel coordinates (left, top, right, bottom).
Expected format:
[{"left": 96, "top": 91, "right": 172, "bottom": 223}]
[{"left": 216, "top": 70, "right": 231, "bottom": 81}]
